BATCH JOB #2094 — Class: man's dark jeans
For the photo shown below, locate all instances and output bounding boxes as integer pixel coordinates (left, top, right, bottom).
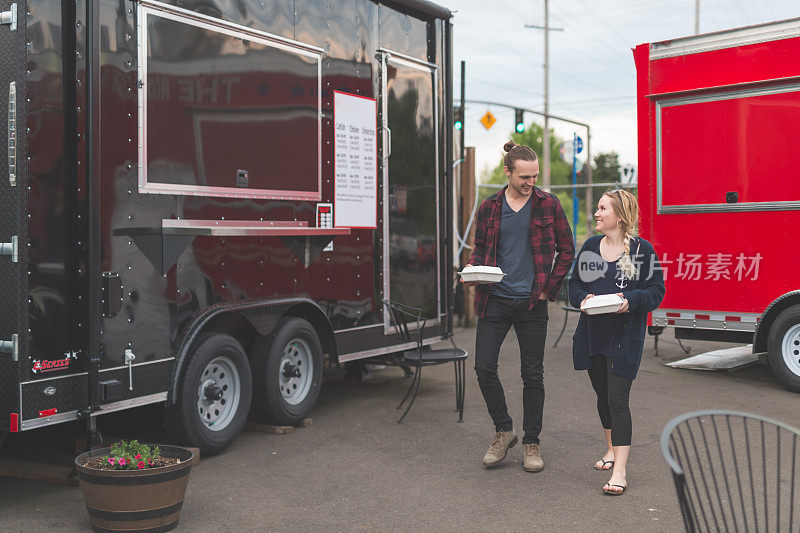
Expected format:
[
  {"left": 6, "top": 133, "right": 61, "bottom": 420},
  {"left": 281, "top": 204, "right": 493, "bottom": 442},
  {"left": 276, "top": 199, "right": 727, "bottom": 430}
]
[{"left": 474, "top": 294, "right": 548, "bottom": 445}]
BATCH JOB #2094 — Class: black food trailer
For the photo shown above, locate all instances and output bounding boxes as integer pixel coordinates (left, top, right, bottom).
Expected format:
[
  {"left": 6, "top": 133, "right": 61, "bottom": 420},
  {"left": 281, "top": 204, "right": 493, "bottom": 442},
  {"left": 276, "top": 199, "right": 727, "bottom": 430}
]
[{"left": 0, "top": 0, "right": 455, "bottom": 454}]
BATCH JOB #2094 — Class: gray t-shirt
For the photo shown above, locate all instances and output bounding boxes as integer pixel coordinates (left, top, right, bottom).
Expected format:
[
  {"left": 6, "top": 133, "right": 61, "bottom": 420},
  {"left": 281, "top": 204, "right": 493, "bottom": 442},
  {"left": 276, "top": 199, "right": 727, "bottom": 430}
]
[{"left": 491, "top": 193, "right": 534, "bottom": 298}]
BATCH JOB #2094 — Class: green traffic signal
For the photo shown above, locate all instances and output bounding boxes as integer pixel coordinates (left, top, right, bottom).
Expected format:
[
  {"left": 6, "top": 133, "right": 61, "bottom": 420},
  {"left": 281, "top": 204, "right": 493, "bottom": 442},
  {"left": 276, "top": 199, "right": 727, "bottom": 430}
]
[
  {"left": 514, "top": 108, "right": 525, "bottom": 133},
  {"left": 454, "top": 105, "right": 463, "bottom": 131}
]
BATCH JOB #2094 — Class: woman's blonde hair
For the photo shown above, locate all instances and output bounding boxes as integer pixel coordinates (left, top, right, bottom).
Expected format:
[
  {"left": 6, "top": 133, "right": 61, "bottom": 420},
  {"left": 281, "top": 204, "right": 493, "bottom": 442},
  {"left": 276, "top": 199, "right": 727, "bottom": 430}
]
[{"left": 603, "top": 189, "right": 640, "bottom": 279}]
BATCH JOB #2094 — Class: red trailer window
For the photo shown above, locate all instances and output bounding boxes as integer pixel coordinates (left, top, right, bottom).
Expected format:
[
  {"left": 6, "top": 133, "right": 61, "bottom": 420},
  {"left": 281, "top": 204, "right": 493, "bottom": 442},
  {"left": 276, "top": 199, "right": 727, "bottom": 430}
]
[
  {"left": 658, "top": 85, "right": 800, "bottom": 212},
  {"left": 137, "top": 3, "right": 322, "bottom": 200}
]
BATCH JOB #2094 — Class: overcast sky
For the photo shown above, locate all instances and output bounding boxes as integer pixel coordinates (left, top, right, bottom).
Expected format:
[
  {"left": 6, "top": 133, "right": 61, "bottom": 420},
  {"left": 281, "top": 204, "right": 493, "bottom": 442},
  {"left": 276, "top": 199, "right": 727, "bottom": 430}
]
[{"left": 451, "top": 0, "right": 800, "bottom": 178}]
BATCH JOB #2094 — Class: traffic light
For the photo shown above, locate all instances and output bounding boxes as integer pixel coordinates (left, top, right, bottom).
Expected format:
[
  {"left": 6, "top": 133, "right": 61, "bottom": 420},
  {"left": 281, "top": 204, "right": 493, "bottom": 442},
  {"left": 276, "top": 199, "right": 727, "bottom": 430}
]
[
  {"left": 514, "top": 108, "right": 525, "bottom": 133},
  {"left": 454, "top": 106, "right": 463, "bottom": 130}
]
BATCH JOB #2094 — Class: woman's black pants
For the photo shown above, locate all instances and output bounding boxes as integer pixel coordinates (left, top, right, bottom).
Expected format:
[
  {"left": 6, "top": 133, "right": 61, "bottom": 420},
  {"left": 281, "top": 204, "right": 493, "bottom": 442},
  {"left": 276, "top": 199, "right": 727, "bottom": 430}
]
[{"left": 587, "top": 355, "right": 633, "bottom": 447}]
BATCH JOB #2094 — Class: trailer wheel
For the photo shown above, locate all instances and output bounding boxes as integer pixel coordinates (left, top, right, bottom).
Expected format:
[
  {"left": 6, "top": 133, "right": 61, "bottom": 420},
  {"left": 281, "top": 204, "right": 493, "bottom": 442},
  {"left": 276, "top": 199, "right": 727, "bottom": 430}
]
[
  {"left": 767, "top": 305, "right": 800, "bottom": 393},
  {"left": 251, "top": 318, "right": 323, "bottom": 425},
  {"left": 165, "top": 333, "right": 253, "bottom": 455}
]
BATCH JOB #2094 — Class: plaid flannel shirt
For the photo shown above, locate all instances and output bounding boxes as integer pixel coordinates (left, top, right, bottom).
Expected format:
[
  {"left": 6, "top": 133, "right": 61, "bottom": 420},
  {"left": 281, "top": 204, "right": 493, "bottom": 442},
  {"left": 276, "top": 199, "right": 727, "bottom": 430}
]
[{"left": 467, "top": 185, "right": 575, "bottom": 318}]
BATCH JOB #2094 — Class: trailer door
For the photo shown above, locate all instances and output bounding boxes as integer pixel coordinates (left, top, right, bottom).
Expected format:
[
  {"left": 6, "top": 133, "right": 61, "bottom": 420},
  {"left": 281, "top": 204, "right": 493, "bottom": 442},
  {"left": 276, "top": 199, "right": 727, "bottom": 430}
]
[{"left": 379, "top": 51, "right": 440, "bottom": 332}]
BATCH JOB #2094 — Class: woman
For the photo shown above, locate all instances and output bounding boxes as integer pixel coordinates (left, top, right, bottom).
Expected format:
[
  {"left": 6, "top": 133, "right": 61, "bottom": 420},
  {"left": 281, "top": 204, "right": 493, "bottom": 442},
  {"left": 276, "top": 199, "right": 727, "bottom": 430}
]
[{"left": 568, "top": 189, "right": 665, "bottom": 495}]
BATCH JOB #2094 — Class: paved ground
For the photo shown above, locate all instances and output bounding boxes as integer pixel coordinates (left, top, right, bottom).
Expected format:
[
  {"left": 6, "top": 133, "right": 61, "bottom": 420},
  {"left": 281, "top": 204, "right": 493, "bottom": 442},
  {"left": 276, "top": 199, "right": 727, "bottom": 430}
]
[{"left": 2, "top": 308, "right": 800, "bottom": 532}]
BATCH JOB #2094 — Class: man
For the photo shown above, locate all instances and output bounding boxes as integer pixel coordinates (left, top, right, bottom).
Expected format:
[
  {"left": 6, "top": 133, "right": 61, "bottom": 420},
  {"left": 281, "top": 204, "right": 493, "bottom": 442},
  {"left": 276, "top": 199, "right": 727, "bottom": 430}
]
[{"left": 463, "top": 141, "right": 574, "bottom": 472}]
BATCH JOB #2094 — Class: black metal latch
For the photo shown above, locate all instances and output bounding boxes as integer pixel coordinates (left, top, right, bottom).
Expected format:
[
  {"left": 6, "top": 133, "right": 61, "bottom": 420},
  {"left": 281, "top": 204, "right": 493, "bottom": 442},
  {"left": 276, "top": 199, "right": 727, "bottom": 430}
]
[{"left": 101, "top": 272, "right": 123, "bottom": 318}]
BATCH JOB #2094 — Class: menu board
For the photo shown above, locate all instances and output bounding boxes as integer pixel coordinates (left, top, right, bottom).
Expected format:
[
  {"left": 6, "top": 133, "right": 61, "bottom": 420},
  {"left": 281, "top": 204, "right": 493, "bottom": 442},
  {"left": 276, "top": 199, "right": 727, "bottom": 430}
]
[{"left": 333, "top": 91, "right": 378, "bottom": 228}]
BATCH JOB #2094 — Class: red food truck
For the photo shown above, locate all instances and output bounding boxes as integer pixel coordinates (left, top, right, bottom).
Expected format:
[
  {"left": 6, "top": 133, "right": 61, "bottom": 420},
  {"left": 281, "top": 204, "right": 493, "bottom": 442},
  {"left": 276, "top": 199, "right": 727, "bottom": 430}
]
[{"left": 634, "top": 18, "right": 800, "bottom": 392}]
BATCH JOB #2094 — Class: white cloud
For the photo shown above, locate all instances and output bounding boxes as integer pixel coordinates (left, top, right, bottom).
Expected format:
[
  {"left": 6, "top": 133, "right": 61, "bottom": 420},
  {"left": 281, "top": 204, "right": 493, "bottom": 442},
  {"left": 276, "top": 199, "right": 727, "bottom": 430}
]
[{"left": 451, "top": 0, "right": 800, "bottom": 178}]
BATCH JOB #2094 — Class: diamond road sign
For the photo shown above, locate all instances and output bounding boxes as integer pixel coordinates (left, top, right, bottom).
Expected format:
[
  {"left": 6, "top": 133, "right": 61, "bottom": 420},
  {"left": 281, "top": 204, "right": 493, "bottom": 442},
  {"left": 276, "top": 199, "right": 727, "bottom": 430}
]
[{"left": 480, "top": 111, "right": 496, "bottom": 130}]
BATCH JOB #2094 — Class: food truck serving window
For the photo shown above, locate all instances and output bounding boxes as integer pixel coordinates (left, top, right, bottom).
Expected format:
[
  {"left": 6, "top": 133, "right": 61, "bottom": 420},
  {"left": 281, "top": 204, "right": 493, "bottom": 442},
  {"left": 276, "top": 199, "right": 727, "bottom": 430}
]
[
  {"left": 136, "top": 2, "right": 323, "bottom": 200},
  {"left": 656, "top": 83, "right": 800, "bottom": 213}
]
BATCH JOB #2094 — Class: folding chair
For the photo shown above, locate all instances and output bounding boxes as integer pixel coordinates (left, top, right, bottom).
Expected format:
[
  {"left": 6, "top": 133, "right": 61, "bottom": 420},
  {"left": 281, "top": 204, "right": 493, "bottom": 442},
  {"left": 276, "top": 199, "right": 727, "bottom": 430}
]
[
  {"left": 553, "top": 272, "right": 580, "bottom": 348},
  {"left": 382, "top": 300, "right": 468, "bottom": 423},
  {"left": 661, "top": 410, "right": 800, "bottom": 532}
]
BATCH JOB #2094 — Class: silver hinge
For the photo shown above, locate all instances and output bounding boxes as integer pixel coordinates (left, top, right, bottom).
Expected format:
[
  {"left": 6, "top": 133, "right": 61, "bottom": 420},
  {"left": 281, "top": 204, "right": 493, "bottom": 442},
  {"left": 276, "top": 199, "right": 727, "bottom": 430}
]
[
  {"left": 0, "top": 334, "right": 19, "bottom": 361},
  {"left": 8, "top": 81, "right": 16, "bottom": 186},
  {"left": 125, "top": 349, "right": 136, "bottom": 390},
  {"left": 1, "top": 235, "right": 18, "bottom": 262},
  {"left": 0, "top": 3, "right": 17, "bottom": 31}
]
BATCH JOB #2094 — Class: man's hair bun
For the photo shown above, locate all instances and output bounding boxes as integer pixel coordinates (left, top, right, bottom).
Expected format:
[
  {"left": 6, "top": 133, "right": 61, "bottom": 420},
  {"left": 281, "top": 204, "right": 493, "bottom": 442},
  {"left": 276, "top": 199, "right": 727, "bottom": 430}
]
[{"left": 502, "top": 140, "right": 538, "bottom": 171}]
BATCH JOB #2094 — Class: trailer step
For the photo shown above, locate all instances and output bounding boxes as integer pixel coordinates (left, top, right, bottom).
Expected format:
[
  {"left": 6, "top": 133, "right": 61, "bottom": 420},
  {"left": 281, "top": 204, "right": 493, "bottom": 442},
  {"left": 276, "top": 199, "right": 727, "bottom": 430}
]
[{"left": 666, "top": 344, "right": 764, "bottom": 371}]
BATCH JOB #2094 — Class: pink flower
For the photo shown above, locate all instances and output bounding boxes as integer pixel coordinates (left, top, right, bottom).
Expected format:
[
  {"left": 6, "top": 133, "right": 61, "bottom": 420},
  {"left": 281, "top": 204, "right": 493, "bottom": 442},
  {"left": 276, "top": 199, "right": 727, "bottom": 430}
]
[
  {"left": 117, "top": 458, "right": 127, "bottom": 466},
  {"left": 138, "top": 461, "right": 145, "bottom": 469},
  {"left": 107, "top": 458, "right": 115, "bottom": 466},
  {"left": 134, "top": 454, "right": 142, "bottom": 461}
]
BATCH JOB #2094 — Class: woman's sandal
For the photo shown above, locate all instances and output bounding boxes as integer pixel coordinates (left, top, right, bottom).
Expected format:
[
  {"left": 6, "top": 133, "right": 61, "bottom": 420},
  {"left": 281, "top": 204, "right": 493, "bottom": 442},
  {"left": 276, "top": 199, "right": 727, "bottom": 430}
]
[
  {"left": 603, "top": 483, "right": 627, "bottom": 495},
  {"left": 594, "top": 459, "right": 614, "bottom": 470}
]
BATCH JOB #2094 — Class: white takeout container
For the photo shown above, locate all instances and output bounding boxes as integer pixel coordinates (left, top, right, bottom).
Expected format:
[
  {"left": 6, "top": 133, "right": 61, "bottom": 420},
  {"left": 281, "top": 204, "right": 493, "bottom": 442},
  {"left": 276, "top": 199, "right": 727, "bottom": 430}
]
[
  {"left": 458, "top": 265, "right": 506, "bottom": 284},
  {"left": 580, "top": 293, "right": 624, "bottom": 315}
]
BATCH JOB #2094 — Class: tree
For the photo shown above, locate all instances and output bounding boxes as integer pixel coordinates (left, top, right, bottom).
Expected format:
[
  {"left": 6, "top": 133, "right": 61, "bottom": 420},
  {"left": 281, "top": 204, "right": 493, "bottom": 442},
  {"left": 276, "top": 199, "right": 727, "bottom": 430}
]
[
  {"left": 483, "top": 122, "right": 571, "bottom": 186},
  {"left": 592, "top": 151, "right": 621, "bottom": 184}
]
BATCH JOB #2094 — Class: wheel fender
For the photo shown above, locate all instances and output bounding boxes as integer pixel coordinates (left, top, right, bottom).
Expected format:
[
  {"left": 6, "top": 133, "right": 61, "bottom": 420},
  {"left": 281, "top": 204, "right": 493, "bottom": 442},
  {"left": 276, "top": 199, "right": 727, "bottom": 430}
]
[
  {"left": 753, "top": 291, "right": 800, "bottom": 354},
  {"left": 168, "top": 298, "right": 334, "bottom": 405}
]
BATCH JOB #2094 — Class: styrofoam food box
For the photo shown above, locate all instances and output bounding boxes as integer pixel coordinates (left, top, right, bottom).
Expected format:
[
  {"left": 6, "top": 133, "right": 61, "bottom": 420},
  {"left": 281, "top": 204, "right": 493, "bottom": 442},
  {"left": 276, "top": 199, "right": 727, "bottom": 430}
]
[
  {"left": 580, "top": 293, "right": 624, "bottom": 315},
  {"left": 458, "top": 265, "right": 506, "bottom": 284}
]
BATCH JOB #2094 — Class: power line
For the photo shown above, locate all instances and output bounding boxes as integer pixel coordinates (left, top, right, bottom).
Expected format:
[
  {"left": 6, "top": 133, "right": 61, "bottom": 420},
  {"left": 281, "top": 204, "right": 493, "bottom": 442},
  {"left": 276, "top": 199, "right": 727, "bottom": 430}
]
[
  {"left": 550, "top": 11, "right": 637, "bottom": 74},
  {"left": 552, "top": 94, "right": 635, "bottom": 105}
]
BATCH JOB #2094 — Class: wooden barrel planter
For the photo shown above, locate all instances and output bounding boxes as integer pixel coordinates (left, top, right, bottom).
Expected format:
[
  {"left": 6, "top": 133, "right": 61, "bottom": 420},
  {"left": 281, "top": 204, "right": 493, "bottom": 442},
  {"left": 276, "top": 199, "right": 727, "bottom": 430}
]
[{"left": 74, "top": 445, "right": 194, "bottom": 533}]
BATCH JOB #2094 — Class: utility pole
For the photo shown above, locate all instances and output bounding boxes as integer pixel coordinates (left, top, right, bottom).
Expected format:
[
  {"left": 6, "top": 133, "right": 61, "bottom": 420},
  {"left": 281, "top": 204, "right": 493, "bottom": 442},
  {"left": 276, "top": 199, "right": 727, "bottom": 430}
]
[
  {"left": 695, "top": 0, "right": 700, "bottom": 34},
  {"left": 460, "top": 60, "right": 465, "bottom": 164},
  {"left": 525, "top": 0, "right": 563, "bottom": 191},
  {"left": 544, "top": 0, "right": 550, "bottom": 190}
]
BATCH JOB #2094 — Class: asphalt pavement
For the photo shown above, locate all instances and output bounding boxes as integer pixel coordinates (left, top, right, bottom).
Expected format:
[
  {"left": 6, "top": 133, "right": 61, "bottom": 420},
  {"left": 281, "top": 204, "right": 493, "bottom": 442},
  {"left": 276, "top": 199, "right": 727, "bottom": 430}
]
[{"left": 2, "top": 308, "right": 799, "bottom": 532}]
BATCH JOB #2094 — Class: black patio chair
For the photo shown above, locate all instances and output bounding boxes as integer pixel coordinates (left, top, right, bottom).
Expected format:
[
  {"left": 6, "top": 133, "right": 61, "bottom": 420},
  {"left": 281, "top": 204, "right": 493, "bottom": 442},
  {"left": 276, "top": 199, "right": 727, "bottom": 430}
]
[
  {"left": 381, "top": 299, "right": 468, "bottom": 424},
  {"left": 661, "top": 410, "right": 800, "bottom": 532},
  {"left": 553, "top": 272, "right": 580, "bottom": 348}
]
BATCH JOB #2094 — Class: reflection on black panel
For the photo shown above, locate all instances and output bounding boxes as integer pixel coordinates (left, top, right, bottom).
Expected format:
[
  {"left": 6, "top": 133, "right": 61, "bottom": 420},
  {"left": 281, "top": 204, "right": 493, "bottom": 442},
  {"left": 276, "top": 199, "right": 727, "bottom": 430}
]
[
  {"left": 386, "top": 63, "right": 438, "bottom": 319},
  {"left": 143, "top": 12, "right": 321, "bottom": 197}
]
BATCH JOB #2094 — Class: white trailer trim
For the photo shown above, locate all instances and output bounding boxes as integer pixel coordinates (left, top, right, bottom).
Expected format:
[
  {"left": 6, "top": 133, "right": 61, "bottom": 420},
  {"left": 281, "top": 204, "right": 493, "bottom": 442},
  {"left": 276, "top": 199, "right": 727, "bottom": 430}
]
[
  {"left": 652, "top": 309, "right": 761, "bottom": 332},
  {"left": 135, "top": 0, "right": 324, "bottom": 201},
  {"left": 20, "top": 392, "right": 168, "bottom": 431},
  {"left": 655, "top": 82, "right": 800, "bottom": 214},
  {"left": 650, "top": 17, "right": 800, "bottom": 59}
]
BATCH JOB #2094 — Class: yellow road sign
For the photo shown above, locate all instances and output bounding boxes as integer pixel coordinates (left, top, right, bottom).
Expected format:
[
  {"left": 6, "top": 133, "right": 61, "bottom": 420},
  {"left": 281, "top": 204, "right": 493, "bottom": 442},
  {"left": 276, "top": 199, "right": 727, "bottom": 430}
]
[{"left": 480, "top": 110, "right": 496, "bottom": 130}]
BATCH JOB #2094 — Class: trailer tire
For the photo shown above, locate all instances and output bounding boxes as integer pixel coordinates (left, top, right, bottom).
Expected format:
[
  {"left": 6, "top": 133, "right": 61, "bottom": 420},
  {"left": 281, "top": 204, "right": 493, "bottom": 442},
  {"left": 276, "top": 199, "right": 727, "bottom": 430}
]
[
  {"left": 251, "top": 318, "right": 323, "bottom": 425},
  {"left": 165, "top": 333, "right": 253, "bottom": 455},
  {"left": 767, "top": 305, "right": 800, "bottom": 393}
]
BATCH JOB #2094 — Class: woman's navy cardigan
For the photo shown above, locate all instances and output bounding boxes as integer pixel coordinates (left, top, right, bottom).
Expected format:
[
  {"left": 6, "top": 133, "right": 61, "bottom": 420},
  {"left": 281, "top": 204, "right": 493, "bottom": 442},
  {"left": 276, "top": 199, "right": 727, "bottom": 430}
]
[{"left": 569, "top": 235, "right": 666, "bottom": 380}]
